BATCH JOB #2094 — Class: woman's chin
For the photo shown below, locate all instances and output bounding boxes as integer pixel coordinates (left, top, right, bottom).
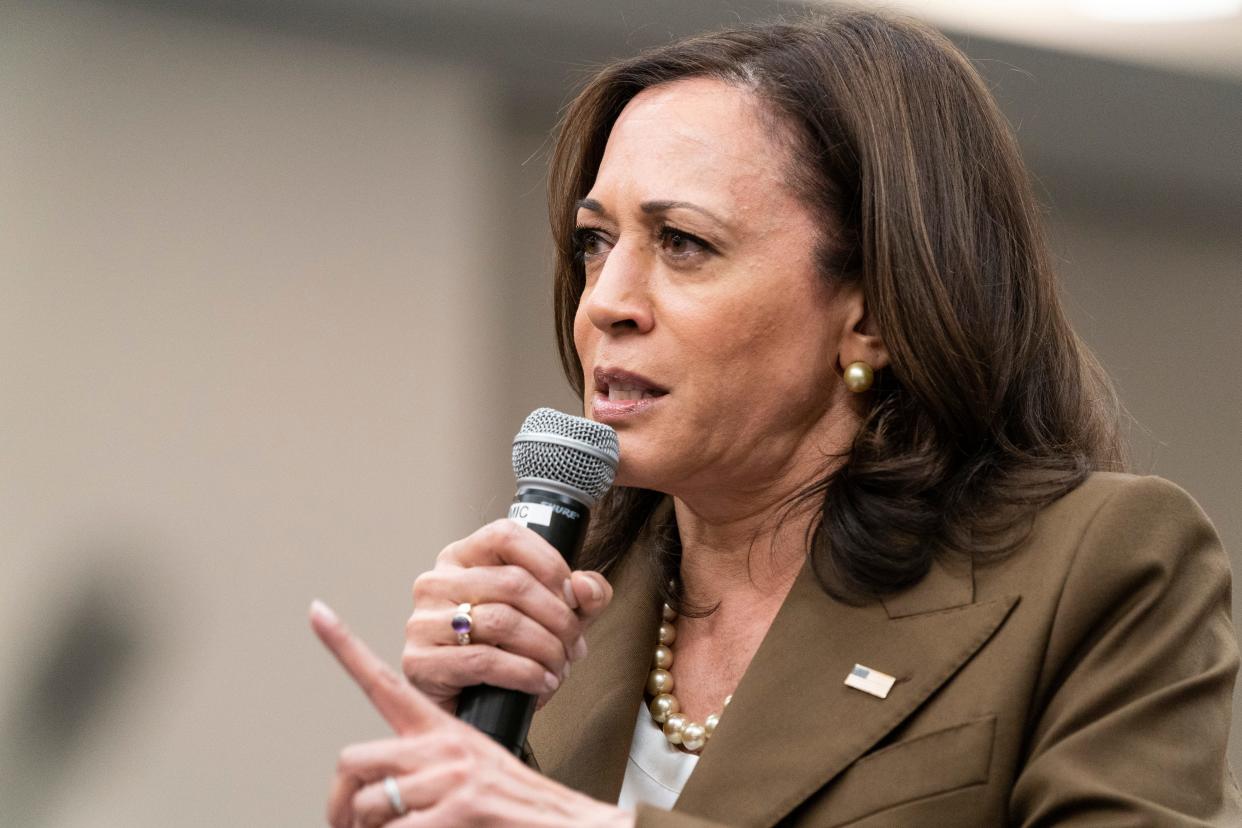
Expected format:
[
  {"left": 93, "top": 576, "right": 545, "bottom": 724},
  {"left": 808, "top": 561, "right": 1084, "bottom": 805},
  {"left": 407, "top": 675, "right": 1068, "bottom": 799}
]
[
  {"left": 611, "top": 454, "right": 651, "bottom": 490},
  {"left": 611, "top": 457, "right": 677, "bottom": 494},
  {"left": 611, "top": 466, "right": 643, "bottom": 490}
]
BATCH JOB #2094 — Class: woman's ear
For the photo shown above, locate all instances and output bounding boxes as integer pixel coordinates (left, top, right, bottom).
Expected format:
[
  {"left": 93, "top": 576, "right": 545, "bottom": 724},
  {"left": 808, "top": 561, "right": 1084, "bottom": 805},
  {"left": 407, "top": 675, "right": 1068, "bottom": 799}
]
[{"left": 837, "top": 289, "right": 890, "bottom": 375}]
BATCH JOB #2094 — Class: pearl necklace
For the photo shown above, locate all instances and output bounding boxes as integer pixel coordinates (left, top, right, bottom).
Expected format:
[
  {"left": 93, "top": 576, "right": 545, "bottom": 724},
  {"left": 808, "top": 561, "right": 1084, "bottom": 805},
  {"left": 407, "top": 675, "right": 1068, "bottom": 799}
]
[{"left": 645, "top": 602, "right": 731, "bottom": 753}]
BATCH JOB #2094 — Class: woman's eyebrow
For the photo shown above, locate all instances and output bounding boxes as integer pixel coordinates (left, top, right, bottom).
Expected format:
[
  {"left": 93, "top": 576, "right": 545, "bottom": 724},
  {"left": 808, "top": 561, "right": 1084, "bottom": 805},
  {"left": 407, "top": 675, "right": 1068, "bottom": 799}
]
[
  {"left": 576, "top": 198, "right": 731, "bottom": 236},
  {"left": 576, "top": 197, "right": 605, "bottom": 214},
  {"left": 639, "top": 199, "right": 725, "bottom": 227},
  {"left": 575, "top": 198, "right": 724, "bottom": 224}
]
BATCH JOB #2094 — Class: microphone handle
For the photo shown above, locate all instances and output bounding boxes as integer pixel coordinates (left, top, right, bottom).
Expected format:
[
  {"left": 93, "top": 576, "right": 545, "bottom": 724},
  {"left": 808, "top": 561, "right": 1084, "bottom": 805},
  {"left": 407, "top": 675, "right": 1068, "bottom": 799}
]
[{"left": 455, "top": 487, "right": 591, "bottom": 755}]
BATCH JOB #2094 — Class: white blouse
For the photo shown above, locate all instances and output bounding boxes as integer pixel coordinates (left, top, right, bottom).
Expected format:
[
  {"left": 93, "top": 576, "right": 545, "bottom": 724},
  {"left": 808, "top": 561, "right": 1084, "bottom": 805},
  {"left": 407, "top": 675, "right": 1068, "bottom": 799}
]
[{"left": 617, "top": 701, "right": 701, "bottom": 812}]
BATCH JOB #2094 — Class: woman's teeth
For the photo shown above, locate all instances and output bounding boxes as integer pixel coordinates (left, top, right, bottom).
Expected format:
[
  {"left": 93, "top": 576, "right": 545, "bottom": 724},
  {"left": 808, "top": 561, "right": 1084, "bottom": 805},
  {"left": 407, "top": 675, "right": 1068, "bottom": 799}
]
[{"left": 608, "top": 384, "right": 657, "bottom": 401}]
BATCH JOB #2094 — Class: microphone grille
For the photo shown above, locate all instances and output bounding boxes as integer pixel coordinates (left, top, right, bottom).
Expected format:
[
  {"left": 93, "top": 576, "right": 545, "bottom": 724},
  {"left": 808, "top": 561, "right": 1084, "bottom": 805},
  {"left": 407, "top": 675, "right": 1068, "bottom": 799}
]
[{"left": 512, "top": 408, "right": 619, "bottom": 506}]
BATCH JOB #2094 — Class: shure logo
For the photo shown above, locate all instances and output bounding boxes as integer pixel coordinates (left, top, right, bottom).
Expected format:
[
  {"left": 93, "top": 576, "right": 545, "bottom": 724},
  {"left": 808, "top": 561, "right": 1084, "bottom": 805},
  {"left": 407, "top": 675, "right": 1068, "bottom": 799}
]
[{"left": 549, "top": 503, "right": 580, "bottom": 521}]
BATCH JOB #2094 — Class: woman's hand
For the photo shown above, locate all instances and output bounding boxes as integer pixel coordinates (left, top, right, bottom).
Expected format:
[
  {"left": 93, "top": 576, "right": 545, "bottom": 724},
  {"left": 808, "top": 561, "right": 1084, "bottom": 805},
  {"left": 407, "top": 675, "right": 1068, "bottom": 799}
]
[
  {"left": 403, "top": 519, "right": 613, "bottom": 713},
  {"left": 311, "top": 600, "right": 632, "bottom": 828}
]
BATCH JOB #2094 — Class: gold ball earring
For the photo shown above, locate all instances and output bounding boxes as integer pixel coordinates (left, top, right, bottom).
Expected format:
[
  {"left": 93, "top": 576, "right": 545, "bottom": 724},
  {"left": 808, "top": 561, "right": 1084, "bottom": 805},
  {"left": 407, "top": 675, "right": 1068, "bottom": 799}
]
[{"left": 843, "top": 361, "right": 874, "bottom": 393}]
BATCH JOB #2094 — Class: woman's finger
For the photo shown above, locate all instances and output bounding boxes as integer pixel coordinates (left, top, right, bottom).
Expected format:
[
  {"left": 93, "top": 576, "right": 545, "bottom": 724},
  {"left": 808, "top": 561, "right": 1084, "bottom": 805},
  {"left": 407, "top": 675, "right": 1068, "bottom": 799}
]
[
  {"left": 351, "top": 762, "right": 470, "bottom": 827},
  {"left": 327, "top": 736, "right": 463, "bottom": 828},
  {"left": 411, "top": 565, "right": 580, "bottom": 648},
  {"left": 327, "top": 739, "right": 454, "bottom": 828},
  {"left": 436, "top": 519, "right": 572, "bottom": 596},
  {"left": 326, "top": 739, "right": 413, "bottom": 828},
  {"left": 327, "top": 762, "right": 364, "bottom": 828},
  {"left": 404, "top": 642, "right": 562, "bottom": 698},
  {"left": 570, "top": 570, "right": 613, "bottom": 621},
  {"left": 408, "top": 603, "right": 570, "bottom": 674},
  {"left": 310, "top": 600, "right": 444, "bottom": 735}
]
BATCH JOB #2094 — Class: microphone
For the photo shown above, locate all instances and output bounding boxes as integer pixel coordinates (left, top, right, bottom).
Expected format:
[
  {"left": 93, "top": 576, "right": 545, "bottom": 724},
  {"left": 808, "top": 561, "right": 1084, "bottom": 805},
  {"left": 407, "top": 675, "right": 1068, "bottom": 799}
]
[{"left": 455, "top": 408, "right": 619, "bottom": 754}]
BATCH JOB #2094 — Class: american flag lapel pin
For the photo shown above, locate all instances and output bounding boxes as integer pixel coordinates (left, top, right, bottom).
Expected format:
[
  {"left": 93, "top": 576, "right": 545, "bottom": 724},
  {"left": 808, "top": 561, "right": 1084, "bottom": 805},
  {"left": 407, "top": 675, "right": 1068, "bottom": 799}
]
[{"left": 844, "top": 664, "right": 896, "bottom": 699}]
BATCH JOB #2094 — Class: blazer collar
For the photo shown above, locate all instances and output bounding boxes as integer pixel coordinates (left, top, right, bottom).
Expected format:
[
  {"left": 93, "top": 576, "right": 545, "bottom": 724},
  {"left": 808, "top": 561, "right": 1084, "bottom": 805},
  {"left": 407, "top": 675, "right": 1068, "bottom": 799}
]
[{"left": 528, "top": 523, "right": 1018, "bottom": 826}]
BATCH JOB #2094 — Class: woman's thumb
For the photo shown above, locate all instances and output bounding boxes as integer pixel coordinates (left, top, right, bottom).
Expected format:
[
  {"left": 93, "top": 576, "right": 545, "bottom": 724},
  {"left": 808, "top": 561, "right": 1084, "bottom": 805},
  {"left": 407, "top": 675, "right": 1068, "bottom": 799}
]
[{"left": 569, "top": 571, "right": 612, "bottom": 618}]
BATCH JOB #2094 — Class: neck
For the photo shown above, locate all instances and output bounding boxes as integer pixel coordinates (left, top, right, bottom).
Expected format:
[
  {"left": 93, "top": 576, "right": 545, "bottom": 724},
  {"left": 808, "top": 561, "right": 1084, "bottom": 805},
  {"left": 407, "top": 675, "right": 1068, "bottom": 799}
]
[
  {"left": 662, "top": 394, "right": 863, "bottom": 615},
  {"left": 672, "top": 476, "right": 820, "bottom": 616}
]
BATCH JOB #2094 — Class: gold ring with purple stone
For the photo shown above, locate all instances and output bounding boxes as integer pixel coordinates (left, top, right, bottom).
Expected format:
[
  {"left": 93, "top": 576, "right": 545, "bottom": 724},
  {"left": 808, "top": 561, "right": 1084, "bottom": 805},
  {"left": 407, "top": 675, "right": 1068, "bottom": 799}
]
[{"left": 451, "top": 602, "right": 473, "bottom": 645}]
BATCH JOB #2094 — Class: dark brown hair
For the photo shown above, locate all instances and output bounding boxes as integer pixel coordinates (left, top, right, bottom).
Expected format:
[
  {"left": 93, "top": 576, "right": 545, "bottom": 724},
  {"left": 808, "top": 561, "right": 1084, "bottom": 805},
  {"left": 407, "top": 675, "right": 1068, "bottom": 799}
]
[{"left": 547, "top": 10, "right": 1124, "bottom": 603}]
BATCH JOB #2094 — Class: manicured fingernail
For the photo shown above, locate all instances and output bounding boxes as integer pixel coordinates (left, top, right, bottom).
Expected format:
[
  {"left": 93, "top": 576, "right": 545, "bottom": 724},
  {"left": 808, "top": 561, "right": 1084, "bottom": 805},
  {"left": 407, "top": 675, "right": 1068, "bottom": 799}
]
[
  {"left": 544, "top": 670, "right": 560, "bottom": 692},
  {"left": 562, "top": 661, "right": 572, "bottom": 680},
  {"left": 562, "top": 578, "right": 579, "bottom": 609},
  {"left": 586, "top": 576, "right": 603, "bottom": 603},
  {"left": 571, "top": 635, "right": 588, "bottom": 662},
  {"left": 309, "top": 599, "right": 338, "bottom": 624}
]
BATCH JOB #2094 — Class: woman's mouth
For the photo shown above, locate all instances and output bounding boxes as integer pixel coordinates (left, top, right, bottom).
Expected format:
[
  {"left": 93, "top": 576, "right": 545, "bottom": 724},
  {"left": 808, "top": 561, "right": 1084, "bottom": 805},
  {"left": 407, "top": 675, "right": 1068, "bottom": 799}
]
[
  {"left": 606, "top": 381, "right": 662, "bottom": 401},
  {"left": 592, "top": 368, "right": 667, "bottom": 420}
]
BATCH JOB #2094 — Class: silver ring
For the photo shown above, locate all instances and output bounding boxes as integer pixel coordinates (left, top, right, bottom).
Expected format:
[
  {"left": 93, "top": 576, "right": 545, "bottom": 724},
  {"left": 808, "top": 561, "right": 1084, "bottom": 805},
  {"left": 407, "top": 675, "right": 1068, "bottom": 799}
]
[
  {"left": 383, "top": 774, "right": 407, "bottom": 816},
  {"left": 451, "top": 602, "right": 473, "bottom": 646}
]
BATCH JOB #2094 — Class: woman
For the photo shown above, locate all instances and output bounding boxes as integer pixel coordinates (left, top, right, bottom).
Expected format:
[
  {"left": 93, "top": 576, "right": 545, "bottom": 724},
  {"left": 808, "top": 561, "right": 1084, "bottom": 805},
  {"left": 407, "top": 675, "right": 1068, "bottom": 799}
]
[{"left": 311, "top": 10, "right": 1241, "bottom": 826}]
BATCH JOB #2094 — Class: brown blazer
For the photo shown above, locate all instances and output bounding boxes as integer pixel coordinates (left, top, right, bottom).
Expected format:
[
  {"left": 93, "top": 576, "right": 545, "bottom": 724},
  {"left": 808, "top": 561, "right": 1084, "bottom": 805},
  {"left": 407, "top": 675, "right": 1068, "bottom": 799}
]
[{"left": 527, "top": 473, "right": 1242, "bottom": 826}]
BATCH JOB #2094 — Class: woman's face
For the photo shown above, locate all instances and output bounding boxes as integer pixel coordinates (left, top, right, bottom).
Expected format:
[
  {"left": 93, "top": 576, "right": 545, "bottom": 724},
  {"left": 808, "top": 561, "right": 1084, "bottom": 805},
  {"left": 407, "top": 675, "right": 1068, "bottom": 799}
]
[{"left": 573, "top": 77, "right": 861, "bottom": 501}]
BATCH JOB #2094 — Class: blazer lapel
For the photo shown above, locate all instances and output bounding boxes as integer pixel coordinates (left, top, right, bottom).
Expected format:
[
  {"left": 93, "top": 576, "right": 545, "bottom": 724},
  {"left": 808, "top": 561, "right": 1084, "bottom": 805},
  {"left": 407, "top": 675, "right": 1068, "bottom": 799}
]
[
  {"left": 529, "top": 527, "right": 1019, "bottom": 826},
  {"left": 527, "top": 542, "right": 662, "bottom": 802},
  {"left": 674, "top": 556, "right": 1018, "bottom": 827}
]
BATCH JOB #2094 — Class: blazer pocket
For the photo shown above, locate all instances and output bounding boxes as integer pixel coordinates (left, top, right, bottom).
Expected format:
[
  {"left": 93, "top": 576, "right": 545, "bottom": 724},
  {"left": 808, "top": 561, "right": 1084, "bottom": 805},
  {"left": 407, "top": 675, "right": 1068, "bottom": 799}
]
[{"left": 820, "top": 714, "right": 997, "bottom": 827}]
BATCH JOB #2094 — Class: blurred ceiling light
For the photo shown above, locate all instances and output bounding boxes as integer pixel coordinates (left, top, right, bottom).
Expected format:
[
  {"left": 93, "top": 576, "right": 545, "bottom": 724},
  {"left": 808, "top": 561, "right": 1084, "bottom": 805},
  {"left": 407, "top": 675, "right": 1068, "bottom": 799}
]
[
  {"left": 1077, "top": 0, "right": 1242, "bottom": 22},
  {"left": 834, "top": 0, "right": 1242, "bottom": 81}
]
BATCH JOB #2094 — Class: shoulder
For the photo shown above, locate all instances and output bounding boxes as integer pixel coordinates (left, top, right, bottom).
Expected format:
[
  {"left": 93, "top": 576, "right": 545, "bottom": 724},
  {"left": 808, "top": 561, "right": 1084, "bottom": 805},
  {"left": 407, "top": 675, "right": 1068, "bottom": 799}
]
[
  {"left": 979, "top": 472, "right": 1232, "bottom": 653},
  {"left": 988, "top": 472, "right": 1235, "bottom": 705},
  {"left": 1039, "top": 470, "right": 1210, "bottom": 528},
  {"left": 1022, "top": 472, "right": 1226, "bottom": 582},
  {"left": 1003, "top": 476, "right": 1242, "bottom": 822}
]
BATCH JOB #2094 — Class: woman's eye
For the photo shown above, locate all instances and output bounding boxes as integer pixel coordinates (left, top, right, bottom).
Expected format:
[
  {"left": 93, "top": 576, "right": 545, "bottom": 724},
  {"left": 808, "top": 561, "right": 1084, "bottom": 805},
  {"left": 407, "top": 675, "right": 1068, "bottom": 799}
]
[
  {"left": 659, "top": 226, "right": 711, "bottom": 258},
  {"left": 572, "top": 227, "right": 610, "bottom": 260}
]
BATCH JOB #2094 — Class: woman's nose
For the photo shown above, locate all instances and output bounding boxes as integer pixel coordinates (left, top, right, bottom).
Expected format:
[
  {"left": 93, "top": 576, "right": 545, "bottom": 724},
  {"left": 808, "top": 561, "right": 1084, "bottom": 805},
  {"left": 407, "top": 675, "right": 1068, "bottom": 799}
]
[{"left": 581, "top": 243, "right": 654, "bottom": 334}]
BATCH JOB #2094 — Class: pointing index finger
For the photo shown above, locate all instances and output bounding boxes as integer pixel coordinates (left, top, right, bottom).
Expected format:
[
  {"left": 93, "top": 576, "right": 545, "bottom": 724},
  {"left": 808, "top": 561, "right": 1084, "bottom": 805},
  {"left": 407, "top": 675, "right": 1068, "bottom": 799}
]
[{"left": 309, "top": 599, "right": 442, "bottom": 735}]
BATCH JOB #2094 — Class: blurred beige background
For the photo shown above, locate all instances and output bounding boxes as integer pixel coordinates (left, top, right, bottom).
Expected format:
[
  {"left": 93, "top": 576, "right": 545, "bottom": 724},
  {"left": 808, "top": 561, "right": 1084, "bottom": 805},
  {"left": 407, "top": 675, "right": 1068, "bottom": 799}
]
[{"left": 2, "top": 1, "right": 1239, "bottom": 825}]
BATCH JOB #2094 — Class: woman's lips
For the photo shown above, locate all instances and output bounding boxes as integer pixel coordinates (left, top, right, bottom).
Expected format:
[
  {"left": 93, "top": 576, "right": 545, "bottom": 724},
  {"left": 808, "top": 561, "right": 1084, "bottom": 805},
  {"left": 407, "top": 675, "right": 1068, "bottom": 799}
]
[
  {"left": 592, "top": 368, "right": 667, "bottom": 421},
  {"left": 592, "top": 391, "right": 664, "bottom": 420}
]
